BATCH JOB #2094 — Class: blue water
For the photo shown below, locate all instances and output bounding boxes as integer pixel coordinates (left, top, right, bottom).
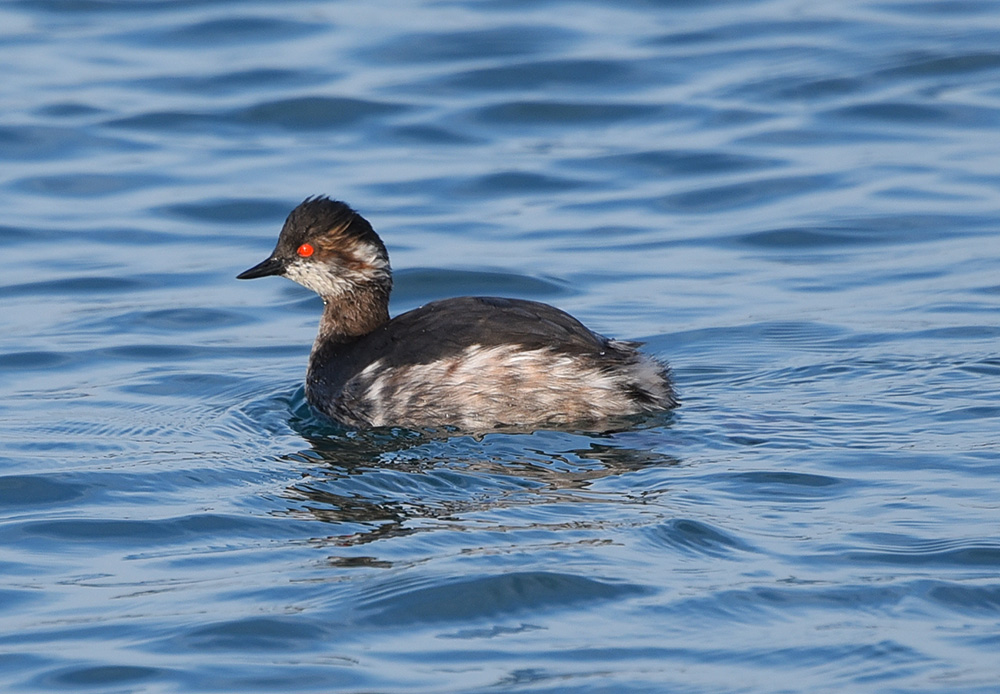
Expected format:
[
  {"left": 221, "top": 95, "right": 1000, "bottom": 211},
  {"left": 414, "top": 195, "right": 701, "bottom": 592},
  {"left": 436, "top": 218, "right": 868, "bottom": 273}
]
[{"left": 3, "top": 1, "right": 1000, "bottom": 692}]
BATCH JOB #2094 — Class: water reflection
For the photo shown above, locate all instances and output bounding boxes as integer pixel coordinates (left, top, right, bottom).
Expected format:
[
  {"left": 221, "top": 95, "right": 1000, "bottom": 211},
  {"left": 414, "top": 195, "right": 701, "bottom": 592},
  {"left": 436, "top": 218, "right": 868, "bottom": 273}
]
[{"left": 279, "top": 415, "right": 680, "bottom": 547}]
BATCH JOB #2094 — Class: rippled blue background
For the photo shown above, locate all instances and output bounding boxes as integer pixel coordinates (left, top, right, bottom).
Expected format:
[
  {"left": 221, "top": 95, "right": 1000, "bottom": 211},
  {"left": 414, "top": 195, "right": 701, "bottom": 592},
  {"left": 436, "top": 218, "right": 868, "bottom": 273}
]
[{"left": 3, "top": 1, "right": 1000, "bottom": 692}]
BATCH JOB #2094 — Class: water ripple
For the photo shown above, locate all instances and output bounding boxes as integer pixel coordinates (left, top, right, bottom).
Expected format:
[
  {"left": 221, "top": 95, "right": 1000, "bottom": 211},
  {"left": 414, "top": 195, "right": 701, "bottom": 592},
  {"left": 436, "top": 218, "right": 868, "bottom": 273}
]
[
  {"left": 132, "top": 16, "right": 322, "bottom": 46},
  {"left": 368, "top": 25, "right": 578, "bottom": 63},
  {"left": 3, "top": 0, "right": 1000, "bottom": 691},
  {"left": 361, "top": 572, "right": 647, "bottom": 625}
]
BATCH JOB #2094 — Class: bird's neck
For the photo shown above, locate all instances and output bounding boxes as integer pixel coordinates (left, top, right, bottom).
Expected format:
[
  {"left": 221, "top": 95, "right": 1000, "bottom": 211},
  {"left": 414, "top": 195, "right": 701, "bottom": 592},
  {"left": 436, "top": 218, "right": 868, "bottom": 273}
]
[{"left": 315, "top": 286, "right": 390, "bottom": 346}]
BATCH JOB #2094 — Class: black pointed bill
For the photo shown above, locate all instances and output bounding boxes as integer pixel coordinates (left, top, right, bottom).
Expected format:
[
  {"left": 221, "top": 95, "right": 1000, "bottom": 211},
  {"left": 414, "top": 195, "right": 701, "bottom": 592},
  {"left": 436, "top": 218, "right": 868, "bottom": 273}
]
[{"left": 237, "top": 256, "right": 285, "bottom": 280}]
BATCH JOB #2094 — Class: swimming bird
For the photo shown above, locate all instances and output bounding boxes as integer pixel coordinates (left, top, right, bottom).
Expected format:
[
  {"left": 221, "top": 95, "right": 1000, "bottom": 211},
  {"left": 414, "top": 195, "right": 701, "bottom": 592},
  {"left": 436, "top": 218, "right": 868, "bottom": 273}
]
[{"left": 238, "top": 197, "right": 677, "bottom": 430}]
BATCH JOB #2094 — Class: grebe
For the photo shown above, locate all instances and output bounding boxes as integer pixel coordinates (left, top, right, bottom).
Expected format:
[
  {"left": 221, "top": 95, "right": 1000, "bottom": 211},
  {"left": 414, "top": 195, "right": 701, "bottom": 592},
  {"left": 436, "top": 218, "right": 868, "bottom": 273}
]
[{"left": 238, "top": 197, "right": 677, "bottom": 430}]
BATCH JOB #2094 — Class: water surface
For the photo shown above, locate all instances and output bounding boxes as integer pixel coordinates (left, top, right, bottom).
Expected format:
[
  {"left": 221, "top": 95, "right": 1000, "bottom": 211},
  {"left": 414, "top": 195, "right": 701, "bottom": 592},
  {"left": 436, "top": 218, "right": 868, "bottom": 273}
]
[{"left": 2, "top": 1, "right": 1000, "bottom": 692}]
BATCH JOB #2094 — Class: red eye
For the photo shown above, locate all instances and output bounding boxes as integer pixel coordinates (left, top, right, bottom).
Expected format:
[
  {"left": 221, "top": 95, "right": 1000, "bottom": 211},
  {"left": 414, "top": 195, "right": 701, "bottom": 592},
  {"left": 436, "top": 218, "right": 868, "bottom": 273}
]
[{"left": 297, "top": 243, "right": 315, "bottom": 257}]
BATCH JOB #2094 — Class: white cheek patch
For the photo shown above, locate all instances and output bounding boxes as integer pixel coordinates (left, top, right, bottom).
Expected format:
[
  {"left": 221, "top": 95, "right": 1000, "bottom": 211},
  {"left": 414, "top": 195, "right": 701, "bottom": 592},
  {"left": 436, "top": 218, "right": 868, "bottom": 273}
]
[
  {"left": 283, "top": 239, "right": 390, "bottom": 297},
  {"left": 284, "top": 259, "right": 354, "bottom": 296}
]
